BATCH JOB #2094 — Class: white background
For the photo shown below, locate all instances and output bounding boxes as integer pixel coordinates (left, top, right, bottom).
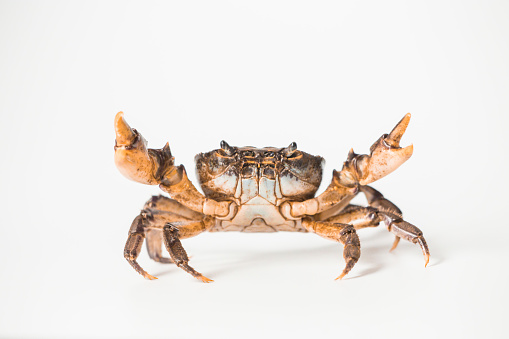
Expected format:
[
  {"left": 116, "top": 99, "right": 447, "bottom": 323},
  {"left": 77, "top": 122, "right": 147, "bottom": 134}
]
[{"left": 1, "top": 1, "right": 508, "bottom": 338}]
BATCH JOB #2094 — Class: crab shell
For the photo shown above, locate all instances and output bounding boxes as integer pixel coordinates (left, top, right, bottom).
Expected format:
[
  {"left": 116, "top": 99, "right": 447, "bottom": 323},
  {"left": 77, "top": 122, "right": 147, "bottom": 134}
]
[{"left": 194, "top": 142, "right": 324, "bottom": 232}]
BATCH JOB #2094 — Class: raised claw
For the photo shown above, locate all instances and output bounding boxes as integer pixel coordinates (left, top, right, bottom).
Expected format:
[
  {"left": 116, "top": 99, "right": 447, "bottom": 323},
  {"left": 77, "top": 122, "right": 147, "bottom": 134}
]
[
  {"left": 115, "top": 111, "right": 137, "bottom": 146},
  {"left": 357, "top": 114, "right": 414, "bottom": 185},
  {"left": 386, "top": 113, "right": 411, "bottom": 147},
  {"left": 114, "top": 112, "right": 164, "bottom": 185}
]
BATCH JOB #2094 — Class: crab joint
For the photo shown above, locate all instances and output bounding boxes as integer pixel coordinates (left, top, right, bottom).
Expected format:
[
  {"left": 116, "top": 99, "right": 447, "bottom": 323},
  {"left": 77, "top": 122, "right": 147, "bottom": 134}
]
[
  {"left": 203, "top": 200, "right": 237, "bottom": 220},
  {"left": 280, "top": 200, "right": 319, "bottom": 219}
]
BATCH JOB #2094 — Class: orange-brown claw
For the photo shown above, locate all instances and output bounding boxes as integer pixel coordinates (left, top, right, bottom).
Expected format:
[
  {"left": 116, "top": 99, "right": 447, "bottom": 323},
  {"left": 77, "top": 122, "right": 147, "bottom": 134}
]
[
  {"left": 386, "top": 113, "right": 411, "bottom": 147},
  {"left": 340, "top": 114, "right": 413, "bottom": 186},
  {"left": 359, "top": 115, "right": 413, "bottom": 185},
  {"left": 115, "top": 111, "right": 136, "bottom": 146},
  {"left": 114, "top": 112, "right": 161, "bottom": 185}
]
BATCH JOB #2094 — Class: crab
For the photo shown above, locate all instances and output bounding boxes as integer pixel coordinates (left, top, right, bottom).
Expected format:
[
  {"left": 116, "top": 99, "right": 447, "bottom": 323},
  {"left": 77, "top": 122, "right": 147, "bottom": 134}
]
[{"left": 114, "top": 112, "right": 429, "bottom": 282}]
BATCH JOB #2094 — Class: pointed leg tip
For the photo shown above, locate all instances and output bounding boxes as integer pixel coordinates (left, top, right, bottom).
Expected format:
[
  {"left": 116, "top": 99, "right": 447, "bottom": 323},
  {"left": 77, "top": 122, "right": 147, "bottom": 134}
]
[
  {"left": 198, "top": 276, "right": 214, "bottom": 283},
  {"left": 389, "top": 237, "right": 401, "bottom": 252},
  {"left": 424, "top": 254, "right": 430, "bottom": 267},
  {"left": 335, "top": 272, "right": 346, "bottom": 281},
  {"left": 144, "top": 274, "right": 158, "bottom": 280}
]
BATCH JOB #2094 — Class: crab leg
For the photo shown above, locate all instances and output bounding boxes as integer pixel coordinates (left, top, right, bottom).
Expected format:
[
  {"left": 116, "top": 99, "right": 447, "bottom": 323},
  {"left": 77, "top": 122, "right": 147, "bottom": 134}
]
[
  {"left": 162, "top": 221, "right": 215, "bottom": 283},
  {"left": 124, "top": 196, "right": 214, "bottom": 280},
  {"left": 146, "top": 229, "right": 174, "bottom": 264},
  {"left": 324, "top": 186, "right": 430, "bottom": 266},
  {"left": 325, "top": 205, "right": 382, "bottom": 229},
  {"left": 280, "top": 114, "right": 414, "bottom": 219},
  {"left": 301, "top": 218, "right": 361, "bottom": 280},
  {"left": 114, "top": 112, "right": 236, "bottom": 219},
  {"left": 124, "top": 213, "right": 158, "bottom": 280},
  {"left": 360, "top": 185, "right": 429, "bottom": 265}
]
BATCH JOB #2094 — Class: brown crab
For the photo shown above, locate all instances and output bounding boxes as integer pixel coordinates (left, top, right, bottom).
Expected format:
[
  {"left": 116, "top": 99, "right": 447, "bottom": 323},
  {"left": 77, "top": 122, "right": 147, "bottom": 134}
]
[{"left": 114, "top": 112, "right": 429, "bottom": 282}]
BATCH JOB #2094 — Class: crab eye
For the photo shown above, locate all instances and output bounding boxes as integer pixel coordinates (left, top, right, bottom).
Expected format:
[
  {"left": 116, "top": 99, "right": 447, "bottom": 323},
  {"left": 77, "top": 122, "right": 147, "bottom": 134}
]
[
  {"left": 220, "top": 140, "right": 236, "bottom": 156},
  {"left": 282, "top": 142, "right": 298, "bottom": 158}
]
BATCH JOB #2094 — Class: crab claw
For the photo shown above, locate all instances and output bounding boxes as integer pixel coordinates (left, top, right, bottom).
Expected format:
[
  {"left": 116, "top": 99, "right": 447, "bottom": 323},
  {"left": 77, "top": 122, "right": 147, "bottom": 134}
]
[
  {"left": 115, "top": 112, "right": 137, "bottom": 146},
  {"left": 357, "top": 114, "right": 414, "bottom": 185},
  {"left": 114, "top": 112, "right": 161, "bottom": 185},
  {"left": 386, "top": 113, "right": 411, "bottom": 147}
]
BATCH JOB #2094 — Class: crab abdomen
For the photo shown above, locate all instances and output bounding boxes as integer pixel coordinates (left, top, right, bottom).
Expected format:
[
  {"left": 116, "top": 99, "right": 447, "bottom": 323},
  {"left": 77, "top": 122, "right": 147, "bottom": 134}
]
[{"left": 210, "top": 195, "right": 307, "bottom": 233}]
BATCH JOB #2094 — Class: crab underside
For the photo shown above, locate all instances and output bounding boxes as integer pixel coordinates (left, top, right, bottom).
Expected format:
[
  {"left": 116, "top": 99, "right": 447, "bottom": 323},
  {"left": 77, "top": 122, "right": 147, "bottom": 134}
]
[{"left": 115, "top": 113, "right": 429, "bottom": 282}]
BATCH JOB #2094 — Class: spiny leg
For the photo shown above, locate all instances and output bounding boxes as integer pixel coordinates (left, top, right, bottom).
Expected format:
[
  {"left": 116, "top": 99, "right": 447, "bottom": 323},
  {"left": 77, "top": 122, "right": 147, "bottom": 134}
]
[
  {"left": 301, "top": 218, "right": 361, "bottom": 280},
  {"left": 124, "top": 213, "right": 158, "bottom": 280},
  {"left": 124, "top": 196, "right": 207, "bottom": 279},
  {"left": 143, "top": 195, "right": 205, "bottom": 264},
  {"left": 162, "top": 218, "right": 215, "bottom": 283},
  {"left": 325, "top": 186, "right": 430, "bottom": 266},
  {"left": 360, "top": 185, "right": 429, "bottom": 266}
]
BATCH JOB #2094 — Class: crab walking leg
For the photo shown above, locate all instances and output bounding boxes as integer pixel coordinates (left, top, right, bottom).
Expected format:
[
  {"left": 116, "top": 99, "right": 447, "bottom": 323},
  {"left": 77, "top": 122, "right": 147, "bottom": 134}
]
[
  {"left": 360, "top": 185, "right": 402, "bottom": 250},
  {"left": 280, "top": 114, "right": 414, "bottom": 219},
  {"left": 301, "top": 218, "right": 361, "bottom": 280},
  {"left": 114, "top": 112, "right": 236, "bottom": 219},
  {"left": 162, "top": 219, "right": 215, "bottom": 283},
  {"left": 144, "top": 196, "right": 204, "bottom": 263},
  {"left": 326, "top": 205, "right": 382, "bottom": 229},
  {"left": 145, "top": 195, "right": 205, "bottom": 220},
  {"left": 124, "top": 195, "right": 208, "bottom": 279},
  {"left": 360, "top": 186, "right": 429, "bottom": 266},
  {"left": 146, "top": 229, "right": 173, "bottom": 264},
  {"left": 124, "top": 209, "right": 193, "bottom": 279},
  {"left": 124, "top": 213, "right": 158, "bottom": 280}
]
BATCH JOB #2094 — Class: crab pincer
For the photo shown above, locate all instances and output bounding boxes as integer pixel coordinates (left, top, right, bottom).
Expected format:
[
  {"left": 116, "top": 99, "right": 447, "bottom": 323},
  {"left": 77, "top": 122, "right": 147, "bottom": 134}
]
[
  {"left": 361, "top": 113, "right": 414, "bottom": 185},
  {"left": 339, "top": 114, "right": 414, "bottom": 187},
  {"left": 114, "top": 112, "right": 174, "bottom": 185}
]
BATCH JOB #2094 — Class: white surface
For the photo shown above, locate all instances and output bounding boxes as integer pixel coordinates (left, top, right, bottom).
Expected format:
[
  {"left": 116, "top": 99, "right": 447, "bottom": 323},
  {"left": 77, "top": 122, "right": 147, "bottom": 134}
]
[{"left": 1, "top": 1, "right": 508, "bottom": 338}]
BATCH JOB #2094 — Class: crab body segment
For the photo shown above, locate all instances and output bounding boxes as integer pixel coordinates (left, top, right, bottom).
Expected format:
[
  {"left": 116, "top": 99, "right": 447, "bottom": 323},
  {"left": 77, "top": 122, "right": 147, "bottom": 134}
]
[
  {"left": 196, "top": 144, "right": 323, "bottom": 233},
  {"left": 114, "top": 113, "right": 429, "bottom": 282}
]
